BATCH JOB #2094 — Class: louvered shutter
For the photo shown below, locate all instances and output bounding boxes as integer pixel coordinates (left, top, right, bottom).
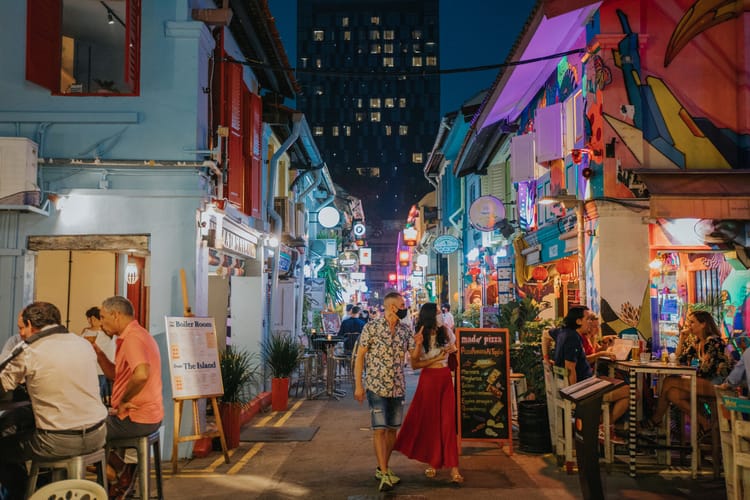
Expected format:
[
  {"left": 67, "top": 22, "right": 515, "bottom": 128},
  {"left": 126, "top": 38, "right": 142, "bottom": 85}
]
[
  {"left": 124, "top": 0, "right": 141, "bottom": 94},
  {"left": 25, "top": 0, "right": 62, "bottom": 91}
]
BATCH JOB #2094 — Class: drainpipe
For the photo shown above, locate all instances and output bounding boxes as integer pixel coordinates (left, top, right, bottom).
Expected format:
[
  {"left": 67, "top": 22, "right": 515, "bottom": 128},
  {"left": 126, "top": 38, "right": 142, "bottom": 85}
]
[{"left": 267, "top": 113, "right": 303, "bottom": 342}]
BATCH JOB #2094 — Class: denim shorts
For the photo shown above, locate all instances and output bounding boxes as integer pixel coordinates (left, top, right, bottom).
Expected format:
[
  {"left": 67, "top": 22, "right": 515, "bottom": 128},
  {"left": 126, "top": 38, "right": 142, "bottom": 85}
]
[{"left": 366, "top": 390, "right": 404, "bottom": 429}]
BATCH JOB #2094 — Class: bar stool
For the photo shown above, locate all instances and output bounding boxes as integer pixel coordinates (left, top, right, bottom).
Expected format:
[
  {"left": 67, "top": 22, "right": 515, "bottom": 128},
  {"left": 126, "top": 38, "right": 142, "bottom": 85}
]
[
  {"left": 107, "top": 430, "right": 163, "bottom": 500},
  {"left": 26, "top": 448, "right": 107, "bottom": 498}
]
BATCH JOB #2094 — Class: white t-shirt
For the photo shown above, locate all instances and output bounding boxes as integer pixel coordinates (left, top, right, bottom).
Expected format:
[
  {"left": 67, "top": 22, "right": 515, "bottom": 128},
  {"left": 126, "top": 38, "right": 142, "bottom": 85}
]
[{"left": 82, "top": 329, "right": 116, "bottom": 376}]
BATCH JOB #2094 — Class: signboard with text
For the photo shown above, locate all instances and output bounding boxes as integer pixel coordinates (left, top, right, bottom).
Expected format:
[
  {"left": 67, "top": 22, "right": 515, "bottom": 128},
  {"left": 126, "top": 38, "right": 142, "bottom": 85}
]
[
  {"left": 165, "top": 317, "right": 223, "bottom": 399},
  {"left": 456, "top": 328, "right": 512, "bottom": 450}
]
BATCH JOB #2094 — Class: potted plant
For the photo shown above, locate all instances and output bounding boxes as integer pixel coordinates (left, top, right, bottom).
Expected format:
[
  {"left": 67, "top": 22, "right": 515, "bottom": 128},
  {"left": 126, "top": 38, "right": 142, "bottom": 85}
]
[
  {"left": 261, "top": 332, "right": 303, "bottom": 411},
  {"left": 219, "top": 346, "right": 258, "bottom": 449},
  {"left": 499, "top": 297, "right": 553, "bottom": 453}
]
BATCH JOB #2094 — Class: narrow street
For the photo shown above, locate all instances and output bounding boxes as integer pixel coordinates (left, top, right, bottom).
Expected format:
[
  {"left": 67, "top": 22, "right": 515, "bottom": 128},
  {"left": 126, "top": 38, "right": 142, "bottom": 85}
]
[{"left": 161, "top": 370, "right": 726, "bottom": 499}]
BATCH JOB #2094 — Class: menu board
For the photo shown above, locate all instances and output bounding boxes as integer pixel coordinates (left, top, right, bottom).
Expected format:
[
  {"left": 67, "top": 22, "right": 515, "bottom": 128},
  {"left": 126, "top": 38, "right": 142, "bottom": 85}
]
[
  {"left": 456, "top": 328, "right": 511, "bottom": 446},
  {"left": 165, "top": 316, "right": 223, "bottom": 399}
]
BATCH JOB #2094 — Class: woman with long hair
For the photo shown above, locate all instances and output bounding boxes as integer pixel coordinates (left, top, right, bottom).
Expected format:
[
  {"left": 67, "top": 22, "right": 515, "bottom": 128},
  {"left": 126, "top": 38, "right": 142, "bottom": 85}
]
[
  {"left": 393, "top": 302, "right": 463, "bottom": 484},
  {"left": 641, "top": 310, "right": 733, "bottom": 434}
]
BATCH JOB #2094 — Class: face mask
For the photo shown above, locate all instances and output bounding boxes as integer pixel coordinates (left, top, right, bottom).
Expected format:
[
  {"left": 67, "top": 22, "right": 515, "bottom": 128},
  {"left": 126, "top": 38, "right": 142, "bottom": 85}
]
[{"left": 395, "top": 308, "right": 408, "bottom": 320}]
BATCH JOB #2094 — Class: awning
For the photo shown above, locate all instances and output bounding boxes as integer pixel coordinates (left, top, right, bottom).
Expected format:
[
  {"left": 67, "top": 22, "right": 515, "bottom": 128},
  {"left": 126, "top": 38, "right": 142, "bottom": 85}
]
[
  {"left": 477, "top": 2, "right": 601, "bottom": 129},
  {"left": 637, "top": 170, "right": 750, "bottom": 219},
  {"left": 453, "top": 121, "right": 504, "bottom": 177}
]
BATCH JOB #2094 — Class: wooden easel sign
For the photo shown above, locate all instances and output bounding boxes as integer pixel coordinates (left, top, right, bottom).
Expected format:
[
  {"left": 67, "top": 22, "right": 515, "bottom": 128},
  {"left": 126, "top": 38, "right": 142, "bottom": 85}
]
[{"left": 165, "top": 316, "right": 229, "bottom": 472}]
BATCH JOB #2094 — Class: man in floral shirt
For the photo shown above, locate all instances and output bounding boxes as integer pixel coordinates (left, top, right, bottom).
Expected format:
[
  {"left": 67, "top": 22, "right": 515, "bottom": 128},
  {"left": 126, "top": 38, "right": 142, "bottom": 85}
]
[{"left": 354, "top": 291, "right": 415, "bottom": 492}]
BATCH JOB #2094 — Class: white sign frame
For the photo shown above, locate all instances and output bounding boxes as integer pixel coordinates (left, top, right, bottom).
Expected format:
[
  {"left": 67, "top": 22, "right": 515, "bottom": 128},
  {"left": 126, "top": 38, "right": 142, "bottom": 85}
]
[{"left": 165, "top": 316, "right": 223, "bottom": 399}]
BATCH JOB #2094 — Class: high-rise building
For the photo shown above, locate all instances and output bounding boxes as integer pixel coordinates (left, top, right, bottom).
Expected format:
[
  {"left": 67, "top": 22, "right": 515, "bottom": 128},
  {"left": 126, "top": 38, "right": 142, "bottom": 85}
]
[{"left": 296, "top": 0, "right": 440, "bottom": 297}]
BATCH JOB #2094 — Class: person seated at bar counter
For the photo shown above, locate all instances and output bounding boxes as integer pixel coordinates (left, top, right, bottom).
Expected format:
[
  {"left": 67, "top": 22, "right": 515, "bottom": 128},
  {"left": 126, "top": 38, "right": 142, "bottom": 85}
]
[
  {"left": 640, "top": 310, "right": 733, "bottom": 436},
  {"left": 0, "top": 302, "right": 107, "bottom": 500},
  {"left": 718, "top": 344, "right": 750, "bottom": 394},
  {"left": 93, "top": 296, "right": 163, "bottom": 500}
]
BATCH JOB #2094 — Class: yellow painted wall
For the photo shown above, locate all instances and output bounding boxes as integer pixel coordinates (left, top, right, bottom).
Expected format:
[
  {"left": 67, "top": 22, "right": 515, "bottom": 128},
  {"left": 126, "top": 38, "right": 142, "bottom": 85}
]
[{"left": 35, "top": 251, "right": 116, "bottom": 333}]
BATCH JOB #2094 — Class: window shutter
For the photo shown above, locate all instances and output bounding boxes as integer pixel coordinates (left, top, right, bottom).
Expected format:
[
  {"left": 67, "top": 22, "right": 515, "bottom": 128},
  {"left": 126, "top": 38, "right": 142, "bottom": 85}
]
[
  {"left": 245, "top": 91, "right": 263, "bottom": 219},
  {"left": 25, "top": 0, "right": 62, "bottom": 91},
  {"left": 226, "top": 63, "right": 244, "bottom": 209},
  {"left": 124, "top": 0, "right": 142, "bottom": 94}
]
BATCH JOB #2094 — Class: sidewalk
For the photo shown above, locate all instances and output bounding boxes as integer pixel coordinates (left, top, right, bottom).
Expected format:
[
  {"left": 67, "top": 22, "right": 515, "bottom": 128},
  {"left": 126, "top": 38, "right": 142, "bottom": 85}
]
[{"left": 160, "top": 369, "right": 727, "bottom": 499}]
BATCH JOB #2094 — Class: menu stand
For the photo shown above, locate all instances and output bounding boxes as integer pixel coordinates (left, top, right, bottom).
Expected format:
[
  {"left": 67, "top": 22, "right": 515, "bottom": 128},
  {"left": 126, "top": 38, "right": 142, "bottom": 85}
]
[{"left": 559, "top": 376, "right": 624, "bottom": 500}]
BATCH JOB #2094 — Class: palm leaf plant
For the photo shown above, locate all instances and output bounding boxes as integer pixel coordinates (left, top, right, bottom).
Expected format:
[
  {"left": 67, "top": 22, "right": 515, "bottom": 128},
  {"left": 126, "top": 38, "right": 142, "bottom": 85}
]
[
  {"left": 261, "top": 332, "right": 303, "bottom": 379},
  {"left": 219, "top": 346, "right": 259, "bottom": 405}
]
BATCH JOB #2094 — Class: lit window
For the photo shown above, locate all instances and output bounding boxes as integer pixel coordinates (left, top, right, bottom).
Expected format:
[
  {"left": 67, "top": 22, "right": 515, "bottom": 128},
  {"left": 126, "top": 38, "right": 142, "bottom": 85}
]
[
  {"left": 385, "top": 98, "right": 395, "bottom": 108},
  {"left": 315, "top": 58, "right": 322, "bottom": 69},
  {"left": 370, "top": 44, "right": 381, "bottom": 54},
  {"left": 300, "top": 57, "right": 308, "bottom": 68},
  {"left": 370, "top": 30, "right": 380, "bottom": 40},
  {"left": 383, "top": 57, "right": 394, "bottom": 68},
  {"left": 341, "top": 16, "right": 349, "bottom": 27},
  {"left": 344, "top": 125, "right": 351, "bottom": 136},
  {"left": 412, "top": 30, "right": 422, "bottom": 40},
  {"left": 343, "top": 31, "right": 351, "bottom": 41},
  {"left": 384, "top": 30, "right": 394, "bottom": 40},
  {"left": 370, "top": 112, "right": 381, "bottom": 122},
  {"left": 314, "top": 86, "right": 324, "bottom": 96},
  {"left": 399, "top": 125, "right": 408, "bottom": 135},
  {"left": 371, "top": 16, "right": 380, "bottom": 25},
  {"left": 313, "top": 30, "right": 324, "bottom": 41},
  {"left": 332, "top": 126, "right": 339, "bottom": 136},
  {"left": 399, "top": 98, "right": 407, "bottom": 108},
  {"left": 313, "top": 126, "right": 324, "bottom": 136},
  {"left": 384, "top": 43, "right": 393, "bottom": 54},
  {"left": 412, "top": 153, "right": 423, "bottom": 163},
  {"left": 356, "top": 98, "right": 363, "bottom": 108},
  {"left": 356, "top": 113, "right": 364, "bottom": 122},
  {"left": 411, "top": 56, "right": 422, "bottom": 67},
  {"left": 369, "top": 98, "right": 381, "bottom": 108},
  {"left": 426, "top": 56, "right": 437, "bottom": 66},
  {"left": 384, "top": 125, "right": 392, "bottom": 136},
  {"left": 29, "top": 0, "right": 142, "bottom": 95}
]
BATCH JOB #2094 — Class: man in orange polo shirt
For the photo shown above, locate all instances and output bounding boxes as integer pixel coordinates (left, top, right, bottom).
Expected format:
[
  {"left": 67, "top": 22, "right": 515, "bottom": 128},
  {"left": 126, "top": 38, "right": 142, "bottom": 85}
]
[{"left": 94, "top": 295, "right": 163, "bottom": 499}]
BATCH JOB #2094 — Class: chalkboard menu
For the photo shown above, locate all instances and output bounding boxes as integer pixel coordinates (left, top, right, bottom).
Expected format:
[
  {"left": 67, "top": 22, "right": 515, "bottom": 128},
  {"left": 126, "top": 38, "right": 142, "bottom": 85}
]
[{"left": 456, "top": 328, "right": 512, "bottom": 447}]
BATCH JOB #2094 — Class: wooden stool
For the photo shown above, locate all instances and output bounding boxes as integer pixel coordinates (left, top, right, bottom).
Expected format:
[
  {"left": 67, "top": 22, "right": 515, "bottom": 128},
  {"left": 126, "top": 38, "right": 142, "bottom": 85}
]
[
  {"left": 107, "top": 430, "right": 163, "bottom": 500},
  {"left": 27, "top": 448, "right": 107, "bottom": 498}
]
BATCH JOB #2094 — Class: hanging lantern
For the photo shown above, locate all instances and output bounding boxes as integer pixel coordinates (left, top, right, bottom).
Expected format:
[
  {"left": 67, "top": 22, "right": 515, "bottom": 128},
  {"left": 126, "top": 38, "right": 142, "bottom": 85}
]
[
  {"left": 468, "top": 266, "right": 481, "bottom": 276},
  {"left": 531, "top": 266, "right": 548, "bottom": 282},
  {"left": 126, "top": 262, "right": 139, "bottom": 285},
  {"left": 556, "top": 258, "right": 574, "bottom": 275}
]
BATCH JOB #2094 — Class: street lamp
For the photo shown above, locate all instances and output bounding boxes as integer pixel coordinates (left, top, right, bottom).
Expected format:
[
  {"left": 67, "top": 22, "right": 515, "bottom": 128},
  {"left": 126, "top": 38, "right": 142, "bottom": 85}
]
[{"left": 539, "top": 189, "right": 587, "bottom": 307}]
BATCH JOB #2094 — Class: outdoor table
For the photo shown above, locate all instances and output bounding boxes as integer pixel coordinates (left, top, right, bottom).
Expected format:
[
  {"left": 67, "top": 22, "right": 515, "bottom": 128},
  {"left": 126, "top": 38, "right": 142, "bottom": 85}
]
[
  {"left": 611, "top": 360, "right": 698, "bottom": 478},
  {"left": 311, "top": 336, "right": 346, "bottom": 400}
]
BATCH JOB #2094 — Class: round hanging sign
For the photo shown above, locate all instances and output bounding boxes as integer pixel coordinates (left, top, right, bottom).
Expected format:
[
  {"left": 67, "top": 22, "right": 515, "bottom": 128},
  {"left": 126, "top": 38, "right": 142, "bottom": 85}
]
[
  {"left": 318, "top": 206, "right": 341, "bottom": 228},
  {"left": 468, "top": 195, "right": 506, "bottom": 232},
  {"left": 432, "top": 235, "right": 461, "bottom": 255},
  {"left": 352, "top": 222, "right": 366, "bottom": 237}
]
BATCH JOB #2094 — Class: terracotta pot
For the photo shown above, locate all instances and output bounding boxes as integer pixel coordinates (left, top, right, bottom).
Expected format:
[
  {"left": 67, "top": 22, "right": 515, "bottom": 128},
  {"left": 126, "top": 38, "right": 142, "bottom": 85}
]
[
  {"left": 219, "top": 402, "right": 242, "bottom": 449},
  {"left": 271, "top": 377, "right": 290, "bottom": 411}
]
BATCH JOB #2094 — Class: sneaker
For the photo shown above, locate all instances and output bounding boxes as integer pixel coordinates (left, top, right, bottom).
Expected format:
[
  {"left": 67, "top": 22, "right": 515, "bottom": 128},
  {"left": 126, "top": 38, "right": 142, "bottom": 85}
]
[
  {"left": 375, "top": 467, "right": 400, "bottom": 485},
  {"left": 378, "top": 473, "right": 394, "bottom": 492}
]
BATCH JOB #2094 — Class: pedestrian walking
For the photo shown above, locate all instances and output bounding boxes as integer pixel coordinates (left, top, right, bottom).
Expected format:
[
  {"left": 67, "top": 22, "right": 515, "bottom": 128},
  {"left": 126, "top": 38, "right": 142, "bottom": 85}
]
[
  {"left": 394, "top": 302, "right": 463, "bottom": 484},
  {"left": 353, "top": 291, "right": 415, "bottom": 492}
]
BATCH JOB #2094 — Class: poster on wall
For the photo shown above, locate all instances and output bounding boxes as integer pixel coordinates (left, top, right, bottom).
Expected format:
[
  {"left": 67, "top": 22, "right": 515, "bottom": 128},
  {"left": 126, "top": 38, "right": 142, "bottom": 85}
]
[
  {"left": 321, "top": 312, "right": 342, "bottom": 334},
  {"left": 456, "top": 328, "right": 512, "bottom": 451},
  {"left": 165, "top": 317, "right": 223, "bottom": 399}
]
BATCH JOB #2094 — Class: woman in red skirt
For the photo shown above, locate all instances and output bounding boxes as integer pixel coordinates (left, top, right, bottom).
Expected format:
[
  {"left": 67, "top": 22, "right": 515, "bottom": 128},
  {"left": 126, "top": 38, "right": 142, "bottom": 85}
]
[{"left": 394, "top": 302, "right": 463, "bottom": 484}]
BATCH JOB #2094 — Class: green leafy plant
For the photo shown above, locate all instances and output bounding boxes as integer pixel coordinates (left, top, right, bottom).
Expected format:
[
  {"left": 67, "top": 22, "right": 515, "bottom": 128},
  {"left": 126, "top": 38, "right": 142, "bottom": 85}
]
[
  {"left": 219, "top": 346, "right": 259, "bottom": 405},
  {"left": 499, "top": 298, "right": 552, "bottom": 401},
  {"left": 454, "top": 303, "right": 481, "bottom": 328},
  {"left": 318, "top": 259, "right": 345, "bottom": 308},
  {"left": 261, "top": 332, "right": 303, "bottom": 379}
]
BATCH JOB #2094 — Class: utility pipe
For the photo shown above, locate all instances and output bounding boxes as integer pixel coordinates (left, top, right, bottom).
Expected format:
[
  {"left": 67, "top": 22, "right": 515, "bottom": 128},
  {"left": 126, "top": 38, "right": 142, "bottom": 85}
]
[{"left": 576, "top": 200, "right": 587, "bottom": 307}]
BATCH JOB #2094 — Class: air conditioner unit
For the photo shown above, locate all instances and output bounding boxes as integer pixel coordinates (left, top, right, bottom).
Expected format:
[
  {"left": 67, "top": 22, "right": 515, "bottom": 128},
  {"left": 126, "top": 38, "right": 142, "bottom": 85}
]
[
  {"left": 273, "top": 196, "right": 295, "bottom": 235},
  {"left": 0, "top": 137, "right": 39, "bottom": 205}
]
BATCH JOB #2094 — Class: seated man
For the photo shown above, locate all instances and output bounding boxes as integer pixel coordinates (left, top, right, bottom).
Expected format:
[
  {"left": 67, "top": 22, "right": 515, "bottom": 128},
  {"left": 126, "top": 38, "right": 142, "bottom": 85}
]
[
  {"left": 718, "top": 342, "right": 750, "bottom": 393},
  {"left": 94, "top": 296, "right": 163, "bottom": 499},
  {"left": 0, "top": 302, "right": 107, "bottom": 499}
]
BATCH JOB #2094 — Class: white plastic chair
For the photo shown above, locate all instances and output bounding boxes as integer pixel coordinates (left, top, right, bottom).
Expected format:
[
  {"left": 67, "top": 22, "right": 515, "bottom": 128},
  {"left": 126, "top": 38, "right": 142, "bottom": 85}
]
[{"left": 29, "top": 479, "right": 107, "bottom": 500}]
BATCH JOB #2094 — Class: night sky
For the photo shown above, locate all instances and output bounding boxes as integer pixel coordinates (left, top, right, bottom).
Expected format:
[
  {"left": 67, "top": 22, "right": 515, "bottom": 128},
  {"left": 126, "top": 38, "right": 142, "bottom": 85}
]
[{"left": 269, "top": 0, "right": 538, "bottom": 116}]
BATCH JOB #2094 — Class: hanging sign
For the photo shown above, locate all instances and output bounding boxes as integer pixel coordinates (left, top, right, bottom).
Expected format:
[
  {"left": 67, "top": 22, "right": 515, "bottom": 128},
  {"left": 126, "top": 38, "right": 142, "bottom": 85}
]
[
  {"left": 433, "top": 235, "right": 461, "bottom": 255},
  {"left": 337, "top": 251, "right": 359, "bottom": 269},
  {"left": 469, "top": 195, "right": 506, "bottom": 232}
]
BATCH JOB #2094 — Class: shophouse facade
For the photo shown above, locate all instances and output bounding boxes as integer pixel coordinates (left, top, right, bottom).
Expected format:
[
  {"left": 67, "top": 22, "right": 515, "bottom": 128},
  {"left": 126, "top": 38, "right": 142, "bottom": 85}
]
[
  {"left": 0, "top": 0, "right": 328, "bottom": 460},
  {"left": 440, "top": 0, "right": 749, "bottom": 345}
]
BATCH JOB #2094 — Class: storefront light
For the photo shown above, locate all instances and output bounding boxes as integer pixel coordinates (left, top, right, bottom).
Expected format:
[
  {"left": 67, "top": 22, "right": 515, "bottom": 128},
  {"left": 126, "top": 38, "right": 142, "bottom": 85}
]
[
  {"left": 266, "top": 235, "right": 279, "bottom": 248},
  {"left": 126, "top": 262, "right": 139, "bottom": 284}
]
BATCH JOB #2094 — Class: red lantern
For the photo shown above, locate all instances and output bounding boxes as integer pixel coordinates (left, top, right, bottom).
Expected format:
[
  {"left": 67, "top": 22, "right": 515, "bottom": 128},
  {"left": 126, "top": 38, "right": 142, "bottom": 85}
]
[
  {"left": 468, "top": 267, "right": 481, "bottom": 276},
  {"left": 531, "top": 266, "right": 548, "bottom": 282},
  {"left": 556, "top": 258, "right": 574, "bottom": 275}
]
